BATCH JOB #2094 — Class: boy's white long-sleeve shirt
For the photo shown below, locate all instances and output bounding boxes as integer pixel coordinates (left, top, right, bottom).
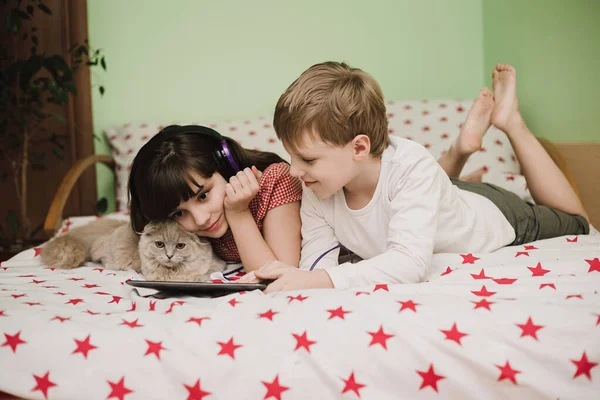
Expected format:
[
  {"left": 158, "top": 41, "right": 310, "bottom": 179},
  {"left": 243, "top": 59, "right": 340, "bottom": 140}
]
[{"left": 299, "top": 136, "right": 515, "bottom": 289}]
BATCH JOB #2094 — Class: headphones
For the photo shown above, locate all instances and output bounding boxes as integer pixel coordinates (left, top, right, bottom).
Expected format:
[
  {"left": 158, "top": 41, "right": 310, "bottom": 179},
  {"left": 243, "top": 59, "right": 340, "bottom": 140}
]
[{"left": 164, "top": 125, "right": 241, "bottom": 179}]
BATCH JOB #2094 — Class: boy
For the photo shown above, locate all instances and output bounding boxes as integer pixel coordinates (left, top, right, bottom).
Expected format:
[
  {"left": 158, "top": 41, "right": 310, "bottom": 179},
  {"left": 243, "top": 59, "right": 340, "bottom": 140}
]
[{"left": 247, "top": 62, "right": 589, "bottom": 293}]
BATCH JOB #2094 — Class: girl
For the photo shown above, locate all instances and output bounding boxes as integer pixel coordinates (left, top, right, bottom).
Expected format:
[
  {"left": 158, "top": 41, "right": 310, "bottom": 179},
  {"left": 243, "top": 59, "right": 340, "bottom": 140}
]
[{"left": 128, "top": 125, "right": 302, "bottom": 272}]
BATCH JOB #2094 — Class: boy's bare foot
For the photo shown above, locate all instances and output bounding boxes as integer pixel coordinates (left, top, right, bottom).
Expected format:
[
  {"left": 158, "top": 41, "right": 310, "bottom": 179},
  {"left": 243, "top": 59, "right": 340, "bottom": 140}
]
[
  {"left": 491, "top": 64, "right": 524, "bottom": 133},
  {"left": 454, "top": 87, "right": 494, "bottom": 156}
]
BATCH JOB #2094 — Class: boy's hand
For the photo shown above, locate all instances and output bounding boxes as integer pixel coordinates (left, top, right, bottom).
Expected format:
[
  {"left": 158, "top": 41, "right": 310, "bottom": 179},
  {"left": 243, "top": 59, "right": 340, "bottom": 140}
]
[
  {"left": 224, "top": 166, "right": 263, "bottom": 214},
  {"left": 254, "top": 261, "right": 334, "bottom": 293}
]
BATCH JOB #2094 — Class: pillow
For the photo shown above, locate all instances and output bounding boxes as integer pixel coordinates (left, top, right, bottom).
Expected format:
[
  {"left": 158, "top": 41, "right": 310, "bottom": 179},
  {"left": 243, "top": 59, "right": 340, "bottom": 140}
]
[{"left": 105, "top": 100, "right": 532, "bottom": 212}]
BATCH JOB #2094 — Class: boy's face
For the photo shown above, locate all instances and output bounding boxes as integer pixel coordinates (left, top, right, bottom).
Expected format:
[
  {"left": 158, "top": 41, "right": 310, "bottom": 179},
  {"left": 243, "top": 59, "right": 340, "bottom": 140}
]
[{"left": 284, "top": 130, "right": 357, "bottom": 200}]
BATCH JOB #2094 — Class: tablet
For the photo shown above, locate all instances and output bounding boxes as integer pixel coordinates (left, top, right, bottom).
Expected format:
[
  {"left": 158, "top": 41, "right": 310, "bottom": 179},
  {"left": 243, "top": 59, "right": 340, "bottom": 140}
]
[{"left": 126, "top": 279, "right": 266, "bottom": 295}]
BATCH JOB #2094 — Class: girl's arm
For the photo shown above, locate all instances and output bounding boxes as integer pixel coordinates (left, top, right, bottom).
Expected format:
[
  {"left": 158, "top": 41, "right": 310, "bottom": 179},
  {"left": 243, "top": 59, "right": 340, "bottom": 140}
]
[
  {"left": 223, "top": 165, "right": 302, "bottom": 272},
  {"left": 227, "top": 201, "right": 301, "bottom": 272}
]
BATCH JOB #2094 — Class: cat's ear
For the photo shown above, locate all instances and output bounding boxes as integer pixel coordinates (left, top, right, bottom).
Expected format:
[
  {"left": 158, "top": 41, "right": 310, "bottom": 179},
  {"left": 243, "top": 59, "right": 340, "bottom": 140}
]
[{"left": 142, "top": 220, "right": 162, "bottom": 235}]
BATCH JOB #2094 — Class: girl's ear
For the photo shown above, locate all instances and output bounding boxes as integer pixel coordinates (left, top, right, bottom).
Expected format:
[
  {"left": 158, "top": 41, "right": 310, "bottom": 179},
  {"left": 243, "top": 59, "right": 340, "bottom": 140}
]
[{"left": 351, "top": 134, "right": 371, "bottom": 161}]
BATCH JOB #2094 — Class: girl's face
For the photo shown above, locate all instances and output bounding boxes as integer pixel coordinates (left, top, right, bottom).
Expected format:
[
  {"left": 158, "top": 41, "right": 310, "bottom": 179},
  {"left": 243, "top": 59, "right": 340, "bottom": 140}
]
[{"left": 169, "top": 170, "right": 229, "bottom": 239}]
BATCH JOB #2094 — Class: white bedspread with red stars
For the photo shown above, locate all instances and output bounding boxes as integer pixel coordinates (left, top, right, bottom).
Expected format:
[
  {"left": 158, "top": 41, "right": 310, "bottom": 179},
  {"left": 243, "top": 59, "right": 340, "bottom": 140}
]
[{"left": 1, "top": 216, "right": 599, "bottom": 399}]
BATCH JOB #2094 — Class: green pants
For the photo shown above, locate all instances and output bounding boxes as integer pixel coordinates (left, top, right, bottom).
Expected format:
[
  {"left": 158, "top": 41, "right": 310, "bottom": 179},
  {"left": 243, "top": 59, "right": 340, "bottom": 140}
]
[{"left": 450, "top": 178, "right": 589, "bottom": 245}]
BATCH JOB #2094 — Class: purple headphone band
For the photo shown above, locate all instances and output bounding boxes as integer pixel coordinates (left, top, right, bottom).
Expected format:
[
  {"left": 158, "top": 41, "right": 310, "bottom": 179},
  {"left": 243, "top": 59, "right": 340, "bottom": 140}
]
[{"left": 220, "top": 139, "right": 241, "bottom": 173}]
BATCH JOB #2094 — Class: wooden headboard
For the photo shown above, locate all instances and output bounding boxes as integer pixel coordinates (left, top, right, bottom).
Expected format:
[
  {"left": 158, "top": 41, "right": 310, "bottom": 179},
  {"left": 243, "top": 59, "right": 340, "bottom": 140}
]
[{"left": 557, "top": 142, "right": 600, "bottom": 229}]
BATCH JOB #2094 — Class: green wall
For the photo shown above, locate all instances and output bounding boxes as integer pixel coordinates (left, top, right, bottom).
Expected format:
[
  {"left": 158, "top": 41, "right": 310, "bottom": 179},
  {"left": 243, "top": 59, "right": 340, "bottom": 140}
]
[
  {"left": 87, "top": 0, "right": 485, "bottom": 212},
  {"left": 482, "top": 0, "right": 600, "bottom": 142}
]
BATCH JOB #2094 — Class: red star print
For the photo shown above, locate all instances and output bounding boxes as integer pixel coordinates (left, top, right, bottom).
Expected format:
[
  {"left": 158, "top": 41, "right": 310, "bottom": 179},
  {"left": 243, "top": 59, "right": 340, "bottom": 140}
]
[
  {"left": 262, "top": 375, "right": 289, "bottom": 400},
  {"left": 68, "top": 277, "right": 84, "bottom": 281},
  {"left": 258, "top": 309, "right": 279, "bottom": 321},
  {"left": 471, "top": 285, "right": 496, "bottom": 297},
  {"left": 367, "top": 326, "right": 395, "bottom": 349},
  {"left": 165, "top": 300, "right": 185, "bottom": 314},
  {"left": 594, "top": 314, "right": 600, "bottom": 326},
  {"left": 505, "top": 174, "right": 515, "bottom": 181},
  {"left": 497, "top": 156, "right": 505, "bottom": 163},
  {"left": 440, "top": 323, "right": 468, "bottom": 345},
  {"left": 287, "top": 294, "right": 308, "bottom": 303},
  {"left": 149, "top": 300, "right": 157, "bottom": 311},
  {"left": 496, "top": 361, "right": 521, "bottom": 384},
  {"left": 187, "top": 317, "right": 210, "bottom": 327},
  {"left": 24, "top": 301, "right": 41, "bottom": 307},
  {"left": 566, "top": 294, "right": 583, "bottom": 300},
  {"left": 72, "top": 335, "right": 98, "bottom": 358},
  {"left": 566, "top": 237, "right": 578, "bottom": 243},
  {"left": 417, "top": 364, "right": 445, "bottom": 392},
  {"left": 440, "top": 266, "right": 454, "bottom": 276},
  {"left": 571, "top": 352, "right": 598, "bottom": 380},
  {"left": 0, "top": 310, "right": 6, "bottom": 317},
  {"left": 461, "top": 253, "right": 480, "bottom": 264},
  {"left": 2, "top": 331, "right": 27, "bottom": 353},
  {"left": 341, "top": 372, "right": 366, "bottom": 397},
  {"left": 355, "top": 291, "right": 371, "bottom": 296},
  {"left": 471, "top": 269, "right": 491, "bottom": 279},
  {"left": 228, "top": 298, "right": 240, "bottom": 307},
  {"left": 66, "top": 298, "right": 84, "bottom": 305},
  {"left": 404, "top": 119, "right": 412, "bottom": 125},
  {"left": 31, "top": 279, "right": 46, "bottom": 284},
  {"left": 19, "top": 274, "right": 36, "bottom": 277},
  {"left": 398, "top": 300, "right": 421, "bottom": 312},
  {"left": 31, "top": 371, "right": 57, "bottom": 399},
  {"left": 120, "top": 318, "right": 144, "bottom": 328},
  {"left": 84, "top": 309, "right": 100, "bottom": 315},
  {"left": 539, "top": 283, "right": 556, "bottom": 290},
  {"left": 292, "top": 331, "right": 317, "bottom": 352},
  {"left": 217, "top": 337, "right": 242, "bottom": 359},
  {"left": 516, "top": 317, "right": 545, "bottom": 340},
  {"left": 524, "top": 245, "right": 538, "bottom": 250},
  {"left": 373, "top": 283, "right": 389, "bottom": 292},
  {"left": 184, "top": 379, "right": 211, "bottom": 400},
  {"left": 107, "top": 377, "right": 133, "bottom": 400},
  {"left": 492, "top": 278, "right": 517, "bottom": 285},
  {"left": 456, "top": 105, "right": 465, "bottom": 112},
  {"left": 51, "top": 315, "right": 70, "bottom": 323},
  {"left": 515, "top": 251, "right": 529, "bottom": 257},
  {"left": 11, "top": 293, "right": 26, "bottom": 299},
  {"left": 126, "top": 302, "right": 136, "bottom": 312},
  {"left": 327, "top": 306, "right": 351, "bottom": 320},
  {"left": 527, "top": 262, "right": 550, "bottom": 276},
  {"left": 33, "top": 247, "right": 43, "bottom": 257},
  {"left": 94, "top": 291, "right": 111, "bottom": 295},
  {"left": 108, "top": 296, "right": 122, "bottom": 304},
  {"left": 145, "top": 340, "right": 167, "bottom": 359},
  {"left": 586, "top": 258, "right": 600, "bottom": 273},
  {"left": 83, "top": 283, "right": 100, "bottom": 289}
]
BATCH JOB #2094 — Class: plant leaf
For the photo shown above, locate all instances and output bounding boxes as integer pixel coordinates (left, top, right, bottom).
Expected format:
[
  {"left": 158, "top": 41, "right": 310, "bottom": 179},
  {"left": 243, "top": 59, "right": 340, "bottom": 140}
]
[
  {"left": 52, "top": 147, "right": 64, "bottom": 160},
  {"left": 100, "top": 56, "right": 107, "bottom": 71},
  {"left": 99, "top": 86, "right": 105, "bottom": 95},
  {"left": 97, "top": 197, "right": 108, "bottom": 214},
  {"left": 7, "top": 210, "right": 19, "bottom": 236},
  {"left": 51, "top": 113, "right": 65, "bottom": 123},
  {"left": 38, "top": 3, "right": 52, "bottom": 15}
]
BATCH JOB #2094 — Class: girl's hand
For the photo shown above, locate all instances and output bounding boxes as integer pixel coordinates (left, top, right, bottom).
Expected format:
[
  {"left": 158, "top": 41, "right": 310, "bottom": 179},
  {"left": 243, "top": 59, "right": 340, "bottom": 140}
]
[
  {"left": 224, "top": 166, "right": 263, "bottom": 214},
  {"left": 254, "top": 261, "right": 334, "bottom": 293}
]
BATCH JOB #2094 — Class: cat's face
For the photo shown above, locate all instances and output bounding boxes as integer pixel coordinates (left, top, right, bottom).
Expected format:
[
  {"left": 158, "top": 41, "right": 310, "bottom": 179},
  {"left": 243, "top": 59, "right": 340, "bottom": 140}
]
[{"left": 139, "top": 220, "right": 212, "bottom": 268}]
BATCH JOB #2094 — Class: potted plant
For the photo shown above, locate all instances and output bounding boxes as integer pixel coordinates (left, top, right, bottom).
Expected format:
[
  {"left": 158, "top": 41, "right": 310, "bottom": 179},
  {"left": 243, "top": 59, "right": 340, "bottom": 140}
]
[{"left": 0, "top": 0, "right": 106, "bottom": 253}]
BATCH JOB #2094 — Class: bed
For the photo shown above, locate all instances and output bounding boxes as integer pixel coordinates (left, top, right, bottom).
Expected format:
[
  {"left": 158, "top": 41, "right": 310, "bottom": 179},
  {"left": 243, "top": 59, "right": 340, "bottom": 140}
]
[{"left": 2, "top": 100, "right": 599, "bottom": 399}]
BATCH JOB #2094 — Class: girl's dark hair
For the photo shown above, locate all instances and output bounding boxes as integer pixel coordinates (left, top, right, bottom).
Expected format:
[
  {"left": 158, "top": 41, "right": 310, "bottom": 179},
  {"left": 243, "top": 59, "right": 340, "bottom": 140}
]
[{"left": 128, "top": 125, "right": 286, "bottom": 233}]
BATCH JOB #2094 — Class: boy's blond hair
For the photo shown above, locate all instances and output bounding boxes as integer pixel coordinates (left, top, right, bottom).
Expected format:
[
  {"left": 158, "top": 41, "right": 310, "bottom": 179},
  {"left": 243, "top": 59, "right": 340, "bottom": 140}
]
[{"left": 273, "top": 61, "right": 390, "bottom": 157}]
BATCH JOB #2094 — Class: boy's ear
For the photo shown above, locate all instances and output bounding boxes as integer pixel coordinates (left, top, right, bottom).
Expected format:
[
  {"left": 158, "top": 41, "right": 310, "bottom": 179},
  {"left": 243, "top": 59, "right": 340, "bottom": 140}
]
[{"left": 351, "top": 134, "right": 371, "bottom": 161}]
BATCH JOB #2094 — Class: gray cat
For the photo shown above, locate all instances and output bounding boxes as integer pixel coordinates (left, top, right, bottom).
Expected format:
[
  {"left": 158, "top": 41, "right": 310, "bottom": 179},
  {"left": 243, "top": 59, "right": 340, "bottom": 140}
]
[{"left": 41, "top": 219, "right": 226, "bottom": 281}]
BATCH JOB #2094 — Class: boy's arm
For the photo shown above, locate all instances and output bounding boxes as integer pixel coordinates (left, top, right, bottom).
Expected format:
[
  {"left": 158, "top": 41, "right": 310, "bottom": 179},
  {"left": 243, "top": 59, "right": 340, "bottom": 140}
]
[
  {"left": 298, "top": 188, "right": 341, "bottom": 270},
  {"left": 324, "top": 153, "right": 445, "bottom": 289}
]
